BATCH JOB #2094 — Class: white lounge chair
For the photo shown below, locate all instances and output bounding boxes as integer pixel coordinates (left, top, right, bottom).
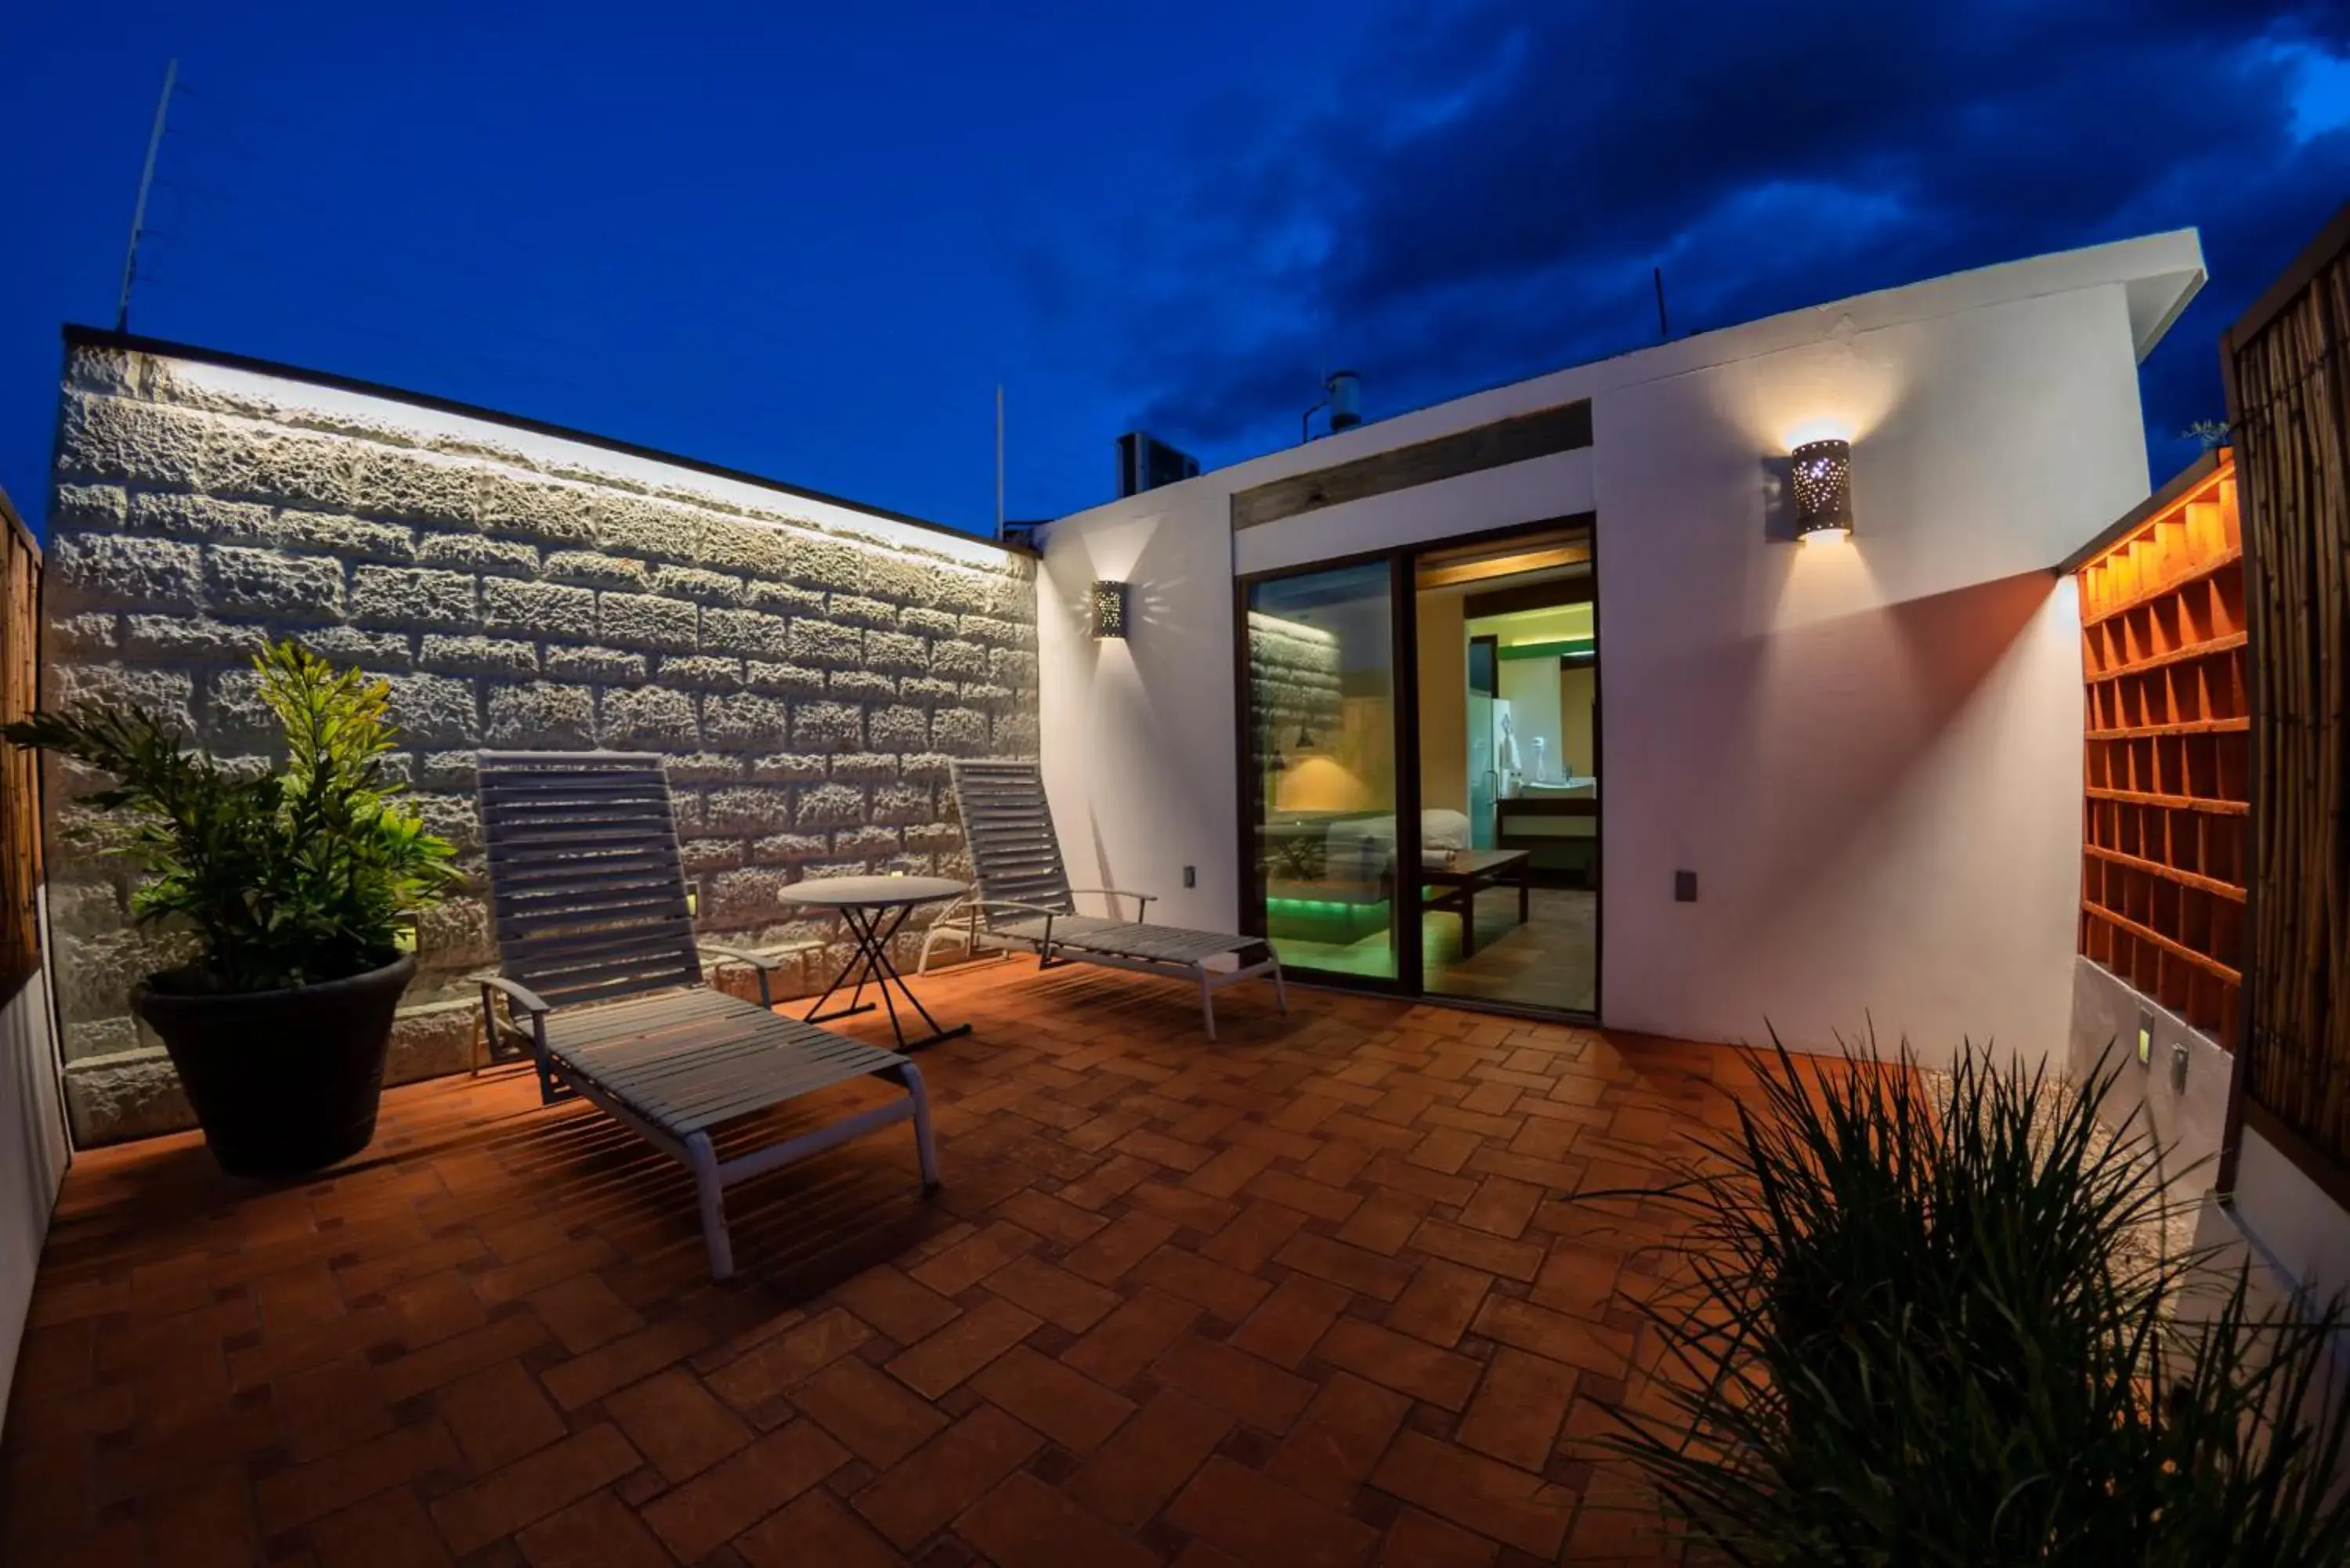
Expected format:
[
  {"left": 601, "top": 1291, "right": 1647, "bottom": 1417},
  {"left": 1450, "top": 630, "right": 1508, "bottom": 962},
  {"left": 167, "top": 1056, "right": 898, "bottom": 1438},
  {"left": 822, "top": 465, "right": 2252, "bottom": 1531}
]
[
  {"left": 472, "top": 750, "right": 938, "bottom": 1280},
  {"left": 920, "top": 758, "right": 1285, "bottom": 1040}
]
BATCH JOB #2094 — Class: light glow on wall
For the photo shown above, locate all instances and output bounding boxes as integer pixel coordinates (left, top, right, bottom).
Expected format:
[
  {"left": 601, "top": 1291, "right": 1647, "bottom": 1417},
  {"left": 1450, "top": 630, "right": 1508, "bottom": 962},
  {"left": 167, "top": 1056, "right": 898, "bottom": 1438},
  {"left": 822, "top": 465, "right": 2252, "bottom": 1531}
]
[
  {"left": 1274, "top": 753, "right": 1373, "bottom": 814},
  {"left": 1467, "top": 603, "right": 1594, "bottom": 647},
  {"left": 164, "top": 359, "right": 1026, "bottom": 569},
  {"left": 1783, "top": 415, "right": 1858, "bottom": 450}
]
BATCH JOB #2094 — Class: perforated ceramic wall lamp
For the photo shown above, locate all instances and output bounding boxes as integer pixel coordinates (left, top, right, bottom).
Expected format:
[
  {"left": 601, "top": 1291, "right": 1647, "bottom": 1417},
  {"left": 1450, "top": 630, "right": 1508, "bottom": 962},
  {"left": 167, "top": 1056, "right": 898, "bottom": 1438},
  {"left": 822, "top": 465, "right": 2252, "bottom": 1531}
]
[
  {"left": 1091, "top": 580, "right": 1130, "bottom": 638},
  {"left": 1789, "top": 438, "right": 1854, "bottom": 545}
]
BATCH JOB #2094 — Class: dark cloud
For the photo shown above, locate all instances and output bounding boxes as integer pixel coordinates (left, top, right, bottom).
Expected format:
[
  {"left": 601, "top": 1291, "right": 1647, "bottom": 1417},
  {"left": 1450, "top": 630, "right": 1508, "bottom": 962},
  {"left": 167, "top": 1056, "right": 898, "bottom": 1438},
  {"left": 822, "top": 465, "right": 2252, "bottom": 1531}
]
[{"left": 1037, "top": 1, "right": 2350, "bottom": 478}]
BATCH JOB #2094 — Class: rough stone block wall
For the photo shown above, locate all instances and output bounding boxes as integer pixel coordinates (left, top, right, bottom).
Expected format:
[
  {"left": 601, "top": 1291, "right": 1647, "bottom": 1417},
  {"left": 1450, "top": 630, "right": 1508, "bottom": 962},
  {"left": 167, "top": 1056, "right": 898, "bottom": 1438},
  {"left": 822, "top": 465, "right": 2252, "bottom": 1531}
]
[
  {"left": 1246, "top": 611, "right": 1343, "bottom": 764},
  {"left": 41, "top": 342, "right": 1039, "bottom": 1145}
]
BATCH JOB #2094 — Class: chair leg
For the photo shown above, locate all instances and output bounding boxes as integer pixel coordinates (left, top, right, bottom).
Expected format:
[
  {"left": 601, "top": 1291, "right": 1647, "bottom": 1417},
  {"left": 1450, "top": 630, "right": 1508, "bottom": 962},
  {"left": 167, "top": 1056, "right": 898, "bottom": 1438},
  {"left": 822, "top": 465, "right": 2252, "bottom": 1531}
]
[
  {"left": 902, "top": 1064, "right": 942, "bottom": 1190},
  {"left": 919, "top": 911, "right": 978, "bottom": 976},
  {"left": 687, "top": 1132, "right": 734, "bottom": 1281},
  {"left": 1271, "top": 956, "right": 1289, "bottom": 1015},
  {"left": 1198, "top": 968, "right": 1219, "bottom": 1042}
]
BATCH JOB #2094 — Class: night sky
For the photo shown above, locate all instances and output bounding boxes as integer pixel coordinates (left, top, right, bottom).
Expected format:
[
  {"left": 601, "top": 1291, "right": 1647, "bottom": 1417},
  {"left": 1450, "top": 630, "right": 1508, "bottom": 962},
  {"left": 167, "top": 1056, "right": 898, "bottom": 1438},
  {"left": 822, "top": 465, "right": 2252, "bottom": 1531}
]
[{"left": 4, "top": 2, "right": 2347, "bottom": 540}]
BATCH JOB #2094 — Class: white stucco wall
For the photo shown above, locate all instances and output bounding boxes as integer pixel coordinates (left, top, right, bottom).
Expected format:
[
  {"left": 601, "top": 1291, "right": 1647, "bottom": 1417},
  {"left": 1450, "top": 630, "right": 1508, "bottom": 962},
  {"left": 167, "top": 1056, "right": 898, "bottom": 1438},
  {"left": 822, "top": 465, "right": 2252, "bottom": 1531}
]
[
  {"left": 1039, "top": 233, "right": 2201, "bottom": 1064},
  {"left": 0, "top": 898, "right": 71, "bottom": 1438},
  {"left": 2232, "top": 1131, "right": 2350, "bottom": 1314}
]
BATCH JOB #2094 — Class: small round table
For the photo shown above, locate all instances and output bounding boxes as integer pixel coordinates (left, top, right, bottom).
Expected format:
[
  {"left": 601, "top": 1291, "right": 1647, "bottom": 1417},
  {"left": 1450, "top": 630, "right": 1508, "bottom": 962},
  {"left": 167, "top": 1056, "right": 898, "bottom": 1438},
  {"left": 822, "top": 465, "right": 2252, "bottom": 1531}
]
[{"left": 788, "top": 876, "right": 972, "bottom": 1051}]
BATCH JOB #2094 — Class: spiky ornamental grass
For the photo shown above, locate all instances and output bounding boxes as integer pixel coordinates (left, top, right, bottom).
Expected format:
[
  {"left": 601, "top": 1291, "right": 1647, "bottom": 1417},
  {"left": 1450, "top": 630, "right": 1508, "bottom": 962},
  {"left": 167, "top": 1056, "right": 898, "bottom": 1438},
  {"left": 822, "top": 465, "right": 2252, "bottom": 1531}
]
[{"left": 1602, "top": 1035, "right": 2350, "bottom": 1566}]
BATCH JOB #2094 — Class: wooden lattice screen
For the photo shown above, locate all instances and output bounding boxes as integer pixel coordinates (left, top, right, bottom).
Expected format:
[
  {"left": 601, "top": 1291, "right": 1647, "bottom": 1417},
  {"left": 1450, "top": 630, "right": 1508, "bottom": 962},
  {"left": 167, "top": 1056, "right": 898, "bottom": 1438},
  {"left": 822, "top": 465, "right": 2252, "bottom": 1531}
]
[
  {"left": 2074, "top": 453, "right": 2249, "bottom": 1049},
  {"left": 0, "top": 487, "right": 41, "bottom": 999},
  {"left": 2223, "top": 201, "right": 2350, "bottom": 1188}
]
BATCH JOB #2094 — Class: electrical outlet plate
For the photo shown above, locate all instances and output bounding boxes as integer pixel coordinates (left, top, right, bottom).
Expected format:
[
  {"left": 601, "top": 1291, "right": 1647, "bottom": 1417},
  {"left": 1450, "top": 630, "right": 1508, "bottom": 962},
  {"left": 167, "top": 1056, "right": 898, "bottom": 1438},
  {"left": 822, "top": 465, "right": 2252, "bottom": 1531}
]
[
  {"left": 2137, "top": 1010, "right": 2153, "bottom": 1068},
  {"left": 1183, "top": 865, "right": 1196, "bottom": 889}
]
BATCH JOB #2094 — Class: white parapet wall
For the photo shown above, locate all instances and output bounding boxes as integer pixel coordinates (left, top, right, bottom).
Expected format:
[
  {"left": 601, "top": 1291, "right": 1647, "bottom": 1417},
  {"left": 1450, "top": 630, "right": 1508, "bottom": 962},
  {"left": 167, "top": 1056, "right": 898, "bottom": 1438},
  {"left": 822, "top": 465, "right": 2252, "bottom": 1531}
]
[{"left": 42, "top": 339, "right": 1038, "bottom": 1145}]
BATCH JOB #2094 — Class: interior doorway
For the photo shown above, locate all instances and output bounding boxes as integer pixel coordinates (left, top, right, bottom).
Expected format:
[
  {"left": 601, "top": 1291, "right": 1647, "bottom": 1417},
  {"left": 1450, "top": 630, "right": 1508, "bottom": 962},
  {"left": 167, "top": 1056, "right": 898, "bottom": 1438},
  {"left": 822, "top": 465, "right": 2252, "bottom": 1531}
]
[
  {"left": 1413, "top": 525, "right": 1598, "bottom": 1013},
  {"left": 1235, "top": 518, "right": 1598, "bottom": 1018}
]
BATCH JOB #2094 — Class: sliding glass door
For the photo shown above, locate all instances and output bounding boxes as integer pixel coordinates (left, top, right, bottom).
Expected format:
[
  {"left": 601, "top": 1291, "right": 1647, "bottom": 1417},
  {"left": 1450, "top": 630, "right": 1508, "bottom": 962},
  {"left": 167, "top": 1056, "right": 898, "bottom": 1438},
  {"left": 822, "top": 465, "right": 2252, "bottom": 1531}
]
[
  {"left": 1241, "top": 558, "right": 1409, "bottom": 984},
  {"left": 1236, "top": 519, "right": 1600, "bottom": 1019}
]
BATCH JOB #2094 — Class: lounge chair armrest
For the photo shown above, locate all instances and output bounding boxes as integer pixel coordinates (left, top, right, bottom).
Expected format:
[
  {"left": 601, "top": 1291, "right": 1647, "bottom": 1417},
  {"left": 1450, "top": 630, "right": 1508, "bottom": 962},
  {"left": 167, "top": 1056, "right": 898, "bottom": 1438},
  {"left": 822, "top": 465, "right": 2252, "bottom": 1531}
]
[
  {"left": 1069, "top": 887, "right": 1157, "bottom": 921},
  {"left": 466, "top": 972, "right": 551, "bottom": 1017},
  {"left": 693, "top": 941, "right": 819, "bottom": 1007},
  {"left": 468, "top": 972, "right": 553, "bottom": 1067},
  {"left": 695, "top": 942, "right": 783, "bottom": 971},
  {"left": 960, "top": 899, "right": 1068, "bottom": 945}
]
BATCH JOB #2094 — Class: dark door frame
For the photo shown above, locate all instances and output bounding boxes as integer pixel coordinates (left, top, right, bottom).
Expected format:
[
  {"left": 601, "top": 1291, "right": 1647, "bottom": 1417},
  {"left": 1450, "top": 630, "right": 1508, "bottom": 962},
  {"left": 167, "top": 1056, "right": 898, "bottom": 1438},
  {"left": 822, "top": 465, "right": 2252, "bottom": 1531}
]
[
  {"left": 1232, "top": 513, "right": 1600, "bottom": 1022},
  {"left": 1468, "top": 634, "right": 1499, "bottom": 697},
  {"left": 1232, "top": 547, "right": 1423, "bottom": 999}
]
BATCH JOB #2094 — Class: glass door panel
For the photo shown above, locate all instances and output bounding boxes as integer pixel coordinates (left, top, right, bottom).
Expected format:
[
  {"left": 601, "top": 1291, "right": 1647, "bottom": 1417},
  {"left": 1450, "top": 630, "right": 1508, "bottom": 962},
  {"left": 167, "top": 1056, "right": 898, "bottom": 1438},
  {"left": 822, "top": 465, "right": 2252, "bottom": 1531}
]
[{"left": 1245, "top": 560, "right": 1402, "bottom": 981}]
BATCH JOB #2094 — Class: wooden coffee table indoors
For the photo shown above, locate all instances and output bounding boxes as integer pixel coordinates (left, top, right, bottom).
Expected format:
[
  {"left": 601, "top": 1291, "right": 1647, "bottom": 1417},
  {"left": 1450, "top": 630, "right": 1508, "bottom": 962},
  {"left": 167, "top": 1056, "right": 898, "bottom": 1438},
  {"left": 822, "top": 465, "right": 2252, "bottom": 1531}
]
[{"left": 1419, "top": 849, "right": 1531, "bottom": 957}]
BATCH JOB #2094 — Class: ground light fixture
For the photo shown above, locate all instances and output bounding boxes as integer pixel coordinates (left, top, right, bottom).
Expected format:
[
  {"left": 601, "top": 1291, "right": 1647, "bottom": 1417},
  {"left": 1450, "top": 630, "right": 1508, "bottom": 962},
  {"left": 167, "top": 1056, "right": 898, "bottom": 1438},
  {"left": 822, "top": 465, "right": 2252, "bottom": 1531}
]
[
  {"left": 1790, "top": 437, "right": 1854, "bottom": 545},
  {"left": 1091, "top": 580, "right": 1130, "bottom": 638}
]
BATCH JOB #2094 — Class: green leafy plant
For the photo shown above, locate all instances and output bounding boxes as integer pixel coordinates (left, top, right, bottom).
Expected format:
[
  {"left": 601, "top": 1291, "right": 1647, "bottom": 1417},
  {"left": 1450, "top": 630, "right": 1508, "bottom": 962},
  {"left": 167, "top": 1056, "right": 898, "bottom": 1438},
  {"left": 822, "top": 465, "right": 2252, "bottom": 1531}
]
[
  {"left": 1604, "top": 1035, "right": 2350, "bottom": 1566},
  {"left": 3, "top": 640, "right": 457, "bottom": 993}
]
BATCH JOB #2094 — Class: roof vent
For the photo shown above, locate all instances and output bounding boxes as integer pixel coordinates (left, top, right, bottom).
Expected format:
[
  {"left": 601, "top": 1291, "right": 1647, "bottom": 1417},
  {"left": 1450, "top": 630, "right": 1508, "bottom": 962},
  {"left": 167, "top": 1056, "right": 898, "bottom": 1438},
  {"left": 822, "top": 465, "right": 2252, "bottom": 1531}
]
[
  {"left": 1326, "top": 370, "right": 1361, "bottom": 432},
  {"left": 1116, "top": 432, "right": 1201, "bottom": 499}
]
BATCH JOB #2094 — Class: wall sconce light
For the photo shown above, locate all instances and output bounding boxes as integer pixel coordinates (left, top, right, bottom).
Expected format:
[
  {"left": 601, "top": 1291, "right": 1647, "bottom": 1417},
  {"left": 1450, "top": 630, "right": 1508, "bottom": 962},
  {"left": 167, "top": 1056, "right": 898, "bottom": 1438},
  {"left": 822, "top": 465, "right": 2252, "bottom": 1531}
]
[
  {"left": 1091, "top": 580, "right": 1130, "bottom": 639},
  {"left": 1789, "top": 439, "right": 1853, "bottom": 545}
]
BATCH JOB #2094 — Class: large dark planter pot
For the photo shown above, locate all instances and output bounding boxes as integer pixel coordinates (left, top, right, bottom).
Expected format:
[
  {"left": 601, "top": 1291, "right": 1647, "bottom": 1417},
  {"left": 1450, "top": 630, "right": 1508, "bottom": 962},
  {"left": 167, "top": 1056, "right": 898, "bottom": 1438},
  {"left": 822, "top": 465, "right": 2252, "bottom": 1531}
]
[{"left": 133, "top": 953, "right": 415, "bottom": 1179}]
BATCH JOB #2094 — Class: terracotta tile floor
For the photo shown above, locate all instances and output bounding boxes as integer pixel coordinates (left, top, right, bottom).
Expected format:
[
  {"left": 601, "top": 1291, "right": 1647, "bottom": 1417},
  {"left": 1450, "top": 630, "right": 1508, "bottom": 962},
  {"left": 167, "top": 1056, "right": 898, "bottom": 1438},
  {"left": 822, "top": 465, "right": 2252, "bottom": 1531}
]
[{"left": 0, "top": 958, "right": 1757, "bottom": 1567}]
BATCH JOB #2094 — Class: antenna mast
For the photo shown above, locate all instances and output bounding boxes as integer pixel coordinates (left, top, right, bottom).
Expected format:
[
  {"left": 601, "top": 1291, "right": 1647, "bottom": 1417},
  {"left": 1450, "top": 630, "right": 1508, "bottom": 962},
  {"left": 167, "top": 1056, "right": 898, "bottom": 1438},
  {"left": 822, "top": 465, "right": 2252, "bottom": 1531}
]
[
  {"left": 115, "top": 58, "right": 179, "bottom": 334},
  {"left": 995, "top": 385, "right": 1005, "bottom": 540}
]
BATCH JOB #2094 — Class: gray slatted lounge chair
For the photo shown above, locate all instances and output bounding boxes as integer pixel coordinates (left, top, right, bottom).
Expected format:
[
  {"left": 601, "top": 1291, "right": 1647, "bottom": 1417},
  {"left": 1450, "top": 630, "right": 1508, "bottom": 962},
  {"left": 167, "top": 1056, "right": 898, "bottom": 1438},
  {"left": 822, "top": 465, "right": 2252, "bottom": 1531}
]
[
  {"left": 920, "top": 758, "right": 1285, "bottom": 1040},
  {"left": 472, "top": 750, "right": 937, "bottom": 1281}
]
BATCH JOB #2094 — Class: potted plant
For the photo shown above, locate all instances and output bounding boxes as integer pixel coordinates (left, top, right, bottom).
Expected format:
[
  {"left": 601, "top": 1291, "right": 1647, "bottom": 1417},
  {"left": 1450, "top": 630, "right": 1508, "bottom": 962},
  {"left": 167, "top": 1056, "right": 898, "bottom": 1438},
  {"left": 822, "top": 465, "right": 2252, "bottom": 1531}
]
[{"left": 5, "top": 640, "right": 457, "bottom": 1176}]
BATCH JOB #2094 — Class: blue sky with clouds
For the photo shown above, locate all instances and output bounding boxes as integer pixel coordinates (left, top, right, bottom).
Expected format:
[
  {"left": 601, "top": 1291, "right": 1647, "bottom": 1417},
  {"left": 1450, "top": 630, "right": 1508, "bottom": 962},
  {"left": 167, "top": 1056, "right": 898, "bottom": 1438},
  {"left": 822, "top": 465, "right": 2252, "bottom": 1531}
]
[{"left": 3, "top": 2, "right": 2346, "bottom": 538}]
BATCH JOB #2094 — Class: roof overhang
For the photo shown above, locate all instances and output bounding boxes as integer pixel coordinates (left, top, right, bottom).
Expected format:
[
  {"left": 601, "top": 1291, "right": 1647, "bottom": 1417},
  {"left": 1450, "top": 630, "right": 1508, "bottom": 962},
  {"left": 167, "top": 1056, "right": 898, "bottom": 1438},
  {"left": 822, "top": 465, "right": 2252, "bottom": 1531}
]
[
  {"left": 1048, "top": 229, "right": 2212, "bottom": 530},
  {"left": 2119, "top": 238, "right": 2209, "bottom": 362}
]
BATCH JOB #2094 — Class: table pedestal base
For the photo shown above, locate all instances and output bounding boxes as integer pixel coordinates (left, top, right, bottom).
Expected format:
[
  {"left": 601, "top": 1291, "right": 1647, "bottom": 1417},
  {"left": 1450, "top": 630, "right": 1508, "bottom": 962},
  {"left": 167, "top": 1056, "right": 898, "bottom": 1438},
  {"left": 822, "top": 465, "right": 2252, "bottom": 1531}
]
[{"left": 804, "top": 902, "right": 971, "bottom": 1052}]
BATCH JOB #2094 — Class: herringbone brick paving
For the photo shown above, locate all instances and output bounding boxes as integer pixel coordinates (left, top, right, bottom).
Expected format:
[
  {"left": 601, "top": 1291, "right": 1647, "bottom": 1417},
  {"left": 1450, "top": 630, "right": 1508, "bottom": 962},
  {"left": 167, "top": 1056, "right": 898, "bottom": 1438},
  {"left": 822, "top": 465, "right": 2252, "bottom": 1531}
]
[{"left": 0, "top": 958, "right": 1766, "bottom": 1566}]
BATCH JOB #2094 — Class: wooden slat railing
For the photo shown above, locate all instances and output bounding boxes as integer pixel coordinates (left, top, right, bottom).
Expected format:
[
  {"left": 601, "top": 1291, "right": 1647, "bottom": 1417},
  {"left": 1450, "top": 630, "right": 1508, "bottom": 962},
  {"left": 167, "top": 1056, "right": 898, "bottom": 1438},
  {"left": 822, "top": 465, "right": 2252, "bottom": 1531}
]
[
  {"left": 0, "top": 486, "right": 41, "bottom": 999},
  {"left": 2073, "top": 451, "right": 2249, "bottom": 1050}
]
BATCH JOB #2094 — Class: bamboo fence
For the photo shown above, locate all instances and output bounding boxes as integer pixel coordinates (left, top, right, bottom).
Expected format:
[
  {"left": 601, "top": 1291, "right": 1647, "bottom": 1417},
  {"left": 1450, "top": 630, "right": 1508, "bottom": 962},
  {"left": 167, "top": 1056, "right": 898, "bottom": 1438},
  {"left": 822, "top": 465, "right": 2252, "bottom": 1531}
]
[{"left": 2225, "top": 206, "right": 2350, "bottom": 1181}]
